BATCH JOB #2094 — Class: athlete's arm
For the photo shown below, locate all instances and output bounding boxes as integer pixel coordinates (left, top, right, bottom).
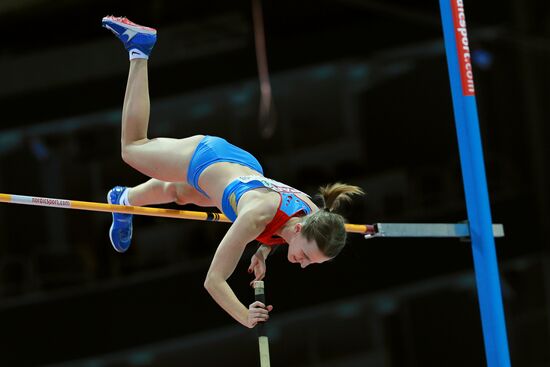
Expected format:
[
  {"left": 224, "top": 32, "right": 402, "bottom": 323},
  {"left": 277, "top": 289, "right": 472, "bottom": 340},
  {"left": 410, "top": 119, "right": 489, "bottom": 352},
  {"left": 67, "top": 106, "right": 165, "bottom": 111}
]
[
  {"left": 204, "top": 206, "right": 274, "bottom": 328},
  {"left": 248, "top": 245, "right": 271, "bottom": 285}
]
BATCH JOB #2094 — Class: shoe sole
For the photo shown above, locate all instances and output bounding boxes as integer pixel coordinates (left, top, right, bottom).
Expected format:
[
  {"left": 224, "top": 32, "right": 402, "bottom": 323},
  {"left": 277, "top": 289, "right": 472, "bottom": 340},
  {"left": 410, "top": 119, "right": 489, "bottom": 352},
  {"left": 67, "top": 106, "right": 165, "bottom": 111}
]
[
  {"left": 107, "top": 191, "right": 126, "bottom": 253},
  {"left": 102, "top": 17, "right": 157, "bottom": 35}
]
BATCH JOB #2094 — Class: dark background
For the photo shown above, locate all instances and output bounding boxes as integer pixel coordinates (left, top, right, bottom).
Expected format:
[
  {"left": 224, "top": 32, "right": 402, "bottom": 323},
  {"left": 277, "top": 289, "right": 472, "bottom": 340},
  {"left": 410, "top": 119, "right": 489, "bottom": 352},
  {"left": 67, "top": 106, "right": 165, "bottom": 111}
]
[{"left": 0, "top": 0, "right": 548, "bottom": 366}]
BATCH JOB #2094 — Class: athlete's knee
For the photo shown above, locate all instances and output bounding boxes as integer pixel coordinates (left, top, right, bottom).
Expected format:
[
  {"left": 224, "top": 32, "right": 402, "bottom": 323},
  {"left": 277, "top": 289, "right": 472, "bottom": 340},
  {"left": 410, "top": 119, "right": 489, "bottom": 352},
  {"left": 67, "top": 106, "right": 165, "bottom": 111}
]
[
  {"left": 121, "top": 147, "right": 136, "bottom": 167},
  {"left": 120, "top": 140, "right": 147, "bottom": 165}
]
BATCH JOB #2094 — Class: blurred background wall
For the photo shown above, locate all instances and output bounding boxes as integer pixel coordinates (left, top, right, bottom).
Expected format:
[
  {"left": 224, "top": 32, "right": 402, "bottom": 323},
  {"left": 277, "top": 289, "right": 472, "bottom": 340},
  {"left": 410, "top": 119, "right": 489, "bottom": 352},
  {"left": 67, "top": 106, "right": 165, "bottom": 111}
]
[{"left": 0, "top": 0, "right": 548, "bottom": 366}]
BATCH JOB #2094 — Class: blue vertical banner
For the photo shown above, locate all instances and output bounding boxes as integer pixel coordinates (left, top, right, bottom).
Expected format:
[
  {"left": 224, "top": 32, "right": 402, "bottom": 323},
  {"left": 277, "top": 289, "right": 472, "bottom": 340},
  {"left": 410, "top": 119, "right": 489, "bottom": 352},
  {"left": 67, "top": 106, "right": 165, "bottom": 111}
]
[{"left": 438, "top": 1, "right": 511, "bottom": 366}]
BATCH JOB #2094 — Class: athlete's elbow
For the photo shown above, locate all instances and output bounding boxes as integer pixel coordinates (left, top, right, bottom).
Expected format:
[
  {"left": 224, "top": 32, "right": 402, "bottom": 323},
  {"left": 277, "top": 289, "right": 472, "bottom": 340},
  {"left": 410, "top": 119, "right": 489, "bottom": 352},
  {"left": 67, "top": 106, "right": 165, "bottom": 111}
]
[{"left": 203, "top": 273, "right": 222, "bottom": 292}]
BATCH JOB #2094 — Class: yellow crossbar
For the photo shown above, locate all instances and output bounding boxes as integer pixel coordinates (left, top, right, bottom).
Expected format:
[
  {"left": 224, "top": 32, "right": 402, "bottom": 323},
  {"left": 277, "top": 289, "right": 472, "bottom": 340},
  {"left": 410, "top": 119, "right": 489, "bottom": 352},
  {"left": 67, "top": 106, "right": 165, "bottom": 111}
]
[{"left": 0, "top": 193, "right": 374, "bottom": 235}]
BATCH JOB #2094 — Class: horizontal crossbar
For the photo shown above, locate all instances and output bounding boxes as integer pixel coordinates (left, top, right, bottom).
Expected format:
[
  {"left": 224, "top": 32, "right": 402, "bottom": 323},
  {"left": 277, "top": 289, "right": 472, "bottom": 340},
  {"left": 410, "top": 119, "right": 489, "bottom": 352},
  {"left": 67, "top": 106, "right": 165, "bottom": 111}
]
[{"left": 0, "top": 193, "right": 504, "bottom": 239}]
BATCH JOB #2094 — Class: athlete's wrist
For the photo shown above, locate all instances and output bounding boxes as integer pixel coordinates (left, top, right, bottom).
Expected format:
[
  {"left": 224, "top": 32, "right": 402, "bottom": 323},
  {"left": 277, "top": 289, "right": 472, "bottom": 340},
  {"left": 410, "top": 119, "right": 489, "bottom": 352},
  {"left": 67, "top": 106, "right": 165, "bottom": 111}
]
[{"left": 257, "top": 244, "right": 272, "bottom": 259}]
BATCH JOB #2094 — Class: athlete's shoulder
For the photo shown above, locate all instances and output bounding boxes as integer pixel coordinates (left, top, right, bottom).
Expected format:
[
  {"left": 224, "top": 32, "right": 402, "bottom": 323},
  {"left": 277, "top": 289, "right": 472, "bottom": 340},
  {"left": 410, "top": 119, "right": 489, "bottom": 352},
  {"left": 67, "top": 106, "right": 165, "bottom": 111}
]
[{"left": 238, "top": 190, "right": 279, "bottom": 223}]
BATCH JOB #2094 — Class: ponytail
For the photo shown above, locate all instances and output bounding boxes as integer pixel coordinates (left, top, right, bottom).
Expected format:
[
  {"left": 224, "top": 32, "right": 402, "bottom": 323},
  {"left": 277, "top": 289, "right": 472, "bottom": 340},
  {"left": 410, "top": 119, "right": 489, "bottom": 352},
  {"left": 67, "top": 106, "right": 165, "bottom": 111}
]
[
  {"left": 318, "top": 183, "right": 364, "bottom": 212},
  {"left": 302, "top": 183, "right": 364, "bottom": 258}
]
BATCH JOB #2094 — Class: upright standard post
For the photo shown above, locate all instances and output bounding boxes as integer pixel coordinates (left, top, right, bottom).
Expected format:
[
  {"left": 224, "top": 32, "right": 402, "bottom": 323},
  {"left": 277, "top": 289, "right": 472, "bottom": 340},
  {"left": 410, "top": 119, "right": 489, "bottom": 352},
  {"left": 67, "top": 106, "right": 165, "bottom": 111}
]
[{"left": 438, "top": 1, "right": 511, "bottom": 366}]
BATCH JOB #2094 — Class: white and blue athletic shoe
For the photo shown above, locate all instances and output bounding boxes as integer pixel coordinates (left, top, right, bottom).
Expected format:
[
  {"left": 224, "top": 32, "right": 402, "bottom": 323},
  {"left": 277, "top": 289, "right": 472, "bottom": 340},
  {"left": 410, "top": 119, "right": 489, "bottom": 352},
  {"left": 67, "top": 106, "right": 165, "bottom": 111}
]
[
  {"left": 102, "top": 16, "right": 157, "bottom": 58},
  {"left": 107, "top": 186, "right": 133, "bottom": 253}
]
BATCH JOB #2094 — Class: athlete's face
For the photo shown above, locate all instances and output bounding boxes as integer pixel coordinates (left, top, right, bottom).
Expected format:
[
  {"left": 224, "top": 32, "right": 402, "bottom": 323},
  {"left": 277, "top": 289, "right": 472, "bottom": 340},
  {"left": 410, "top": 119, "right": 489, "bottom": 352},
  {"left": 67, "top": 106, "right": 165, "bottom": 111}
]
[{"left": 287, "top": 223, "right": 331, "bottom": 268}]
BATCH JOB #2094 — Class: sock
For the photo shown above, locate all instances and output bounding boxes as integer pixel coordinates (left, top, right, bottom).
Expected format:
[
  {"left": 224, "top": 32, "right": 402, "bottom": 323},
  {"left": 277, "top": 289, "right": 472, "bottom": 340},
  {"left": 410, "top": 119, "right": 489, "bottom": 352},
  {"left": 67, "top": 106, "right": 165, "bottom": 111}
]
[
  {"left": 120, "top": 188, "right": 131, "bottom": 206},
  {"left": 129, "top": 48, "right": 148, "bottom": 60}
]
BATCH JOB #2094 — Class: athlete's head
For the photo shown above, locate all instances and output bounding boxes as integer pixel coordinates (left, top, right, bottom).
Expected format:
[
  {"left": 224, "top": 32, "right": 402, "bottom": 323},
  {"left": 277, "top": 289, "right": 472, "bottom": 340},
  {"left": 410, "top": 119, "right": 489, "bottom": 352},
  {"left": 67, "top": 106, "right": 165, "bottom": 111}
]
[
  {"left": 293, "top": 183, "right": 364, "bottom": 265},
  {"left": 286, "top": 222, "right": 331, "bottom": 268}
]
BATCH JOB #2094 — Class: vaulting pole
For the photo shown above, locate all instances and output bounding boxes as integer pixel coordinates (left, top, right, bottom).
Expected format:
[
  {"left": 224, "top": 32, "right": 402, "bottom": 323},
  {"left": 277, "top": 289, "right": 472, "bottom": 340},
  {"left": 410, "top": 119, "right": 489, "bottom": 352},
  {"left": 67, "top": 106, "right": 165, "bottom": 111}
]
[
  {"left": 439, "top": 1, "right": 511, "bottom": 366},
  {"left": 253, "top": 281, "right": 271, "bottom": 367}
]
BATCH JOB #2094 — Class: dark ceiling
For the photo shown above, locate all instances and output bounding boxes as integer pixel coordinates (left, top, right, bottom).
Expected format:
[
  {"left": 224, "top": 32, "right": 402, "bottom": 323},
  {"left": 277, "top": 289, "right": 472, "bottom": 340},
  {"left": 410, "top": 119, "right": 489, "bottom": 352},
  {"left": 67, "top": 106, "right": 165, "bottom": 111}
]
[{"left": 0, "top": 0, "right": 531, "bottom": 130}]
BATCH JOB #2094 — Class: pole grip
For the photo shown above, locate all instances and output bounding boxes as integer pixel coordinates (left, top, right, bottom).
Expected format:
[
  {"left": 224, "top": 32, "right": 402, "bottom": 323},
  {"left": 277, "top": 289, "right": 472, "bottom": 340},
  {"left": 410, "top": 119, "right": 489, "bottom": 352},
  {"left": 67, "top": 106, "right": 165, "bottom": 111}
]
[
  {"left": 253, "top": 280, "right": 267, "bottom": 336},
  {"left": 253, "top": 281, "right": 270, "bottom": 367}
]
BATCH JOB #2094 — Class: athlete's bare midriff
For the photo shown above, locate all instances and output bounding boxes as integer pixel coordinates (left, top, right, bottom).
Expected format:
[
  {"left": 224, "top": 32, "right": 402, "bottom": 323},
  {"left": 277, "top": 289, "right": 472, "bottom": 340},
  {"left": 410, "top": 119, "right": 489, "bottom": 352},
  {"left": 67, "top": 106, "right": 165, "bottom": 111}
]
[{"left": 198, "top": 162, "right": 265, "bottom": 211}]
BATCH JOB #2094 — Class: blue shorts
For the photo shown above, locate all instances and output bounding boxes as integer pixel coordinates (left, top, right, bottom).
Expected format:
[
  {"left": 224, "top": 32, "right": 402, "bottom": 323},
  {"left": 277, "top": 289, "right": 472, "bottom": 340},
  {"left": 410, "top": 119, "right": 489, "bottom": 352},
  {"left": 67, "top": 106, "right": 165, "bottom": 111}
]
[{"left": 187, "top": 136, "right": 264, "bottom": 197}]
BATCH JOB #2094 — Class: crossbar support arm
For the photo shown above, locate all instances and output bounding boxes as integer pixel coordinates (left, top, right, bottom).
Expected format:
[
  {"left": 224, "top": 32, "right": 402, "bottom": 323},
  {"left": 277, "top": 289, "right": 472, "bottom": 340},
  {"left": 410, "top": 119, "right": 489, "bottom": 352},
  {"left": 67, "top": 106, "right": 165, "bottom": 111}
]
[{"left": 372, "top": 223, "right": 504, "bottom": 238}]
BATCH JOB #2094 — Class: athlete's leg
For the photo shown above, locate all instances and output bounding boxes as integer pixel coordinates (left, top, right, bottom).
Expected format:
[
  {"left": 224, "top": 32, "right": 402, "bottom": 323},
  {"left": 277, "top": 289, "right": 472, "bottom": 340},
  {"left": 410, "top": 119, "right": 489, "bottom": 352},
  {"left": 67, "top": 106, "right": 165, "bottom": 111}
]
[
  {"left": 107, "top": 179, "right": 212, "bottom": 253},
  {"left": 119, "top": 59, "right": 202, "bottom": 182},
  {"left": 102, "top": 16, "right": 201, "bottom": 182},
  {"left": 128, "top": 179, "right": 214, "bottom": 207},
  {"left": 102, "top": 17, "right": 212, "bottom": 253}
]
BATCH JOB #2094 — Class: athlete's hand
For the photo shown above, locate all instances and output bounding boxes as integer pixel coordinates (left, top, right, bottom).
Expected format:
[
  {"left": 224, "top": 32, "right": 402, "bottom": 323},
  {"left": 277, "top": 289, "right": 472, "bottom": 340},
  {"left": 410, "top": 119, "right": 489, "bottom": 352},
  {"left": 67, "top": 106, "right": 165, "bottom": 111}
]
[
  {"left": 248, "top": 252, "right": 267, "bottom": 286},
  {"left": 247, "top": 301, "right": 273, "bottom": 328}
]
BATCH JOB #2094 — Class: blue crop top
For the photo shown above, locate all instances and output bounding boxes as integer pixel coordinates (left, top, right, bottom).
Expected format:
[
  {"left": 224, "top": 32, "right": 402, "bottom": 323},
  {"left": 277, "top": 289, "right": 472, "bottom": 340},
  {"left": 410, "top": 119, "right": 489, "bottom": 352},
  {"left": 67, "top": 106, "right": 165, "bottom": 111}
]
[{"left": 221, "top": 176, "right": 312, "bottom": 222}]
